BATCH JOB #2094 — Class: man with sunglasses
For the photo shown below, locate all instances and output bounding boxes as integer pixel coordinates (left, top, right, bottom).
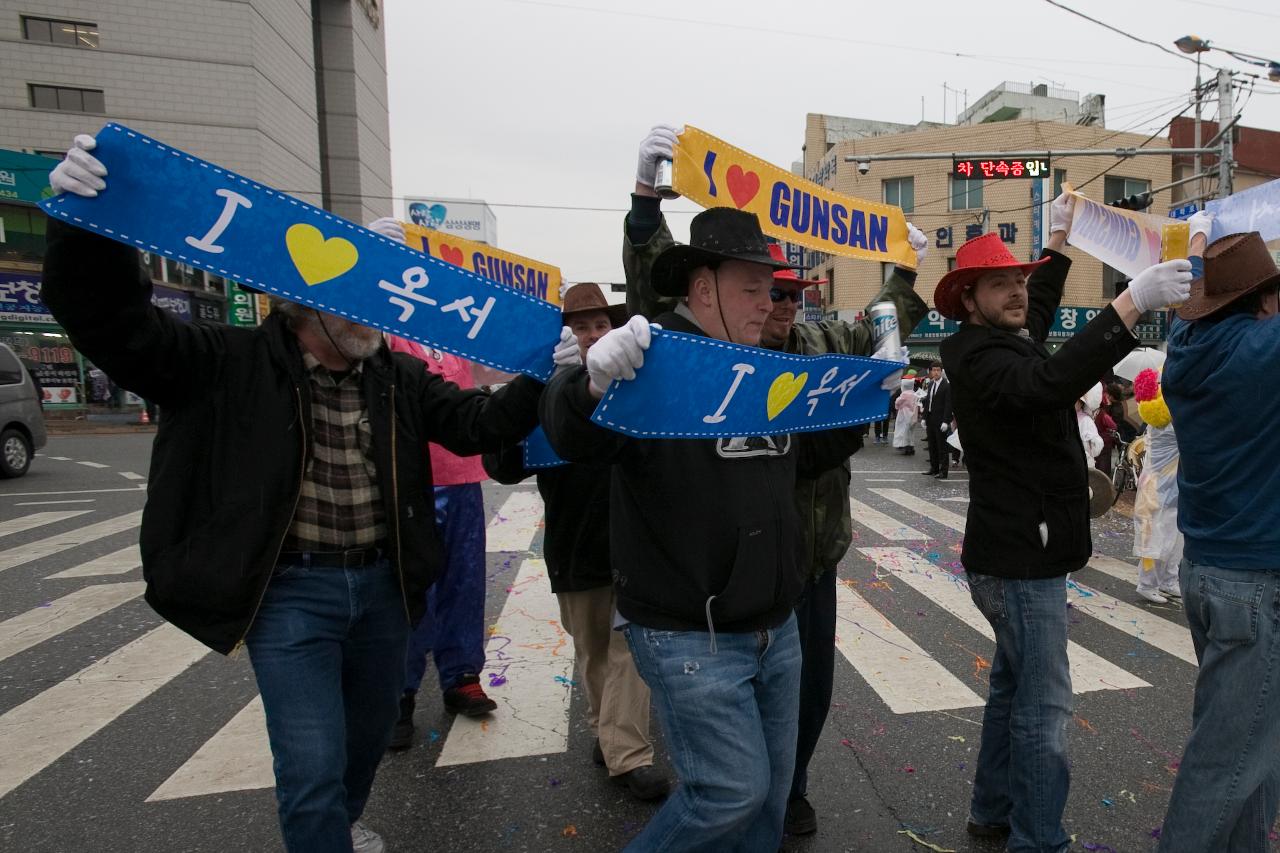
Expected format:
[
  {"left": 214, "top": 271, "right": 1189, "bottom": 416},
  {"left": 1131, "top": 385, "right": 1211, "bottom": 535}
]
[{"left": 623, "top": 124, "right": 930, "bottom": 836}]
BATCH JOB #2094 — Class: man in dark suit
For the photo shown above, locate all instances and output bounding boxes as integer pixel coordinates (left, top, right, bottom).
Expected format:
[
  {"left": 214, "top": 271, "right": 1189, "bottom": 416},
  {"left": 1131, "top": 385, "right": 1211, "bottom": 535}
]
[
  {"left": 935, "top": 194, "right": 1192, "bottom": 853},
  {"left": 921, "top": 361, "right": 952, "bottom": 479}
]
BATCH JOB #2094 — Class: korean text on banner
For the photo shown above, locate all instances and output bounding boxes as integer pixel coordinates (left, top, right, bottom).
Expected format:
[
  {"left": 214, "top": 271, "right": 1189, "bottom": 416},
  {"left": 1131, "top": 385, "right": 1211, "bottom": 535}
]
[
  {"left": 403, "top": 223, "right": 562, "bottom": 305},
  {"left": 1206, "top": 177, "right": 1280, "bottom": 243},
  {"left": 592, "top": 330, "right": 901, "bottom": 439},
  {"left": 1065, "top": 185, "right": 1169, "bottom": 278},
  {"left": 38, "top": 124, "right": 564, "bottom": 379},
  {"left": 670, "top": 126, "right": 916, "bottom": 269}
]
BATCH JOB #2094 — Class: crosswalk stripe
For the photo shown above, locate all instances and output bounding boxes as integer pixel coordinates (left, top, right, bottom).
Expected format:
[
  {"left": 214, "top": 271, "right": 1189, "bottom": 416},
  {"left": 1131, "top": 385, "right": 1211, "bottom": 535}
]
[
  {"left": 484, "top": 492, "right": 543, "bottom": 553},
  {"left": 45, "top": 545, "right": 142, "bottom": 579},
  {"left": 0, "top": 510, "right": 143, "bottom": 574},
  {"left": 147, "top": 696, "right": 272, "bottom": 801},
  {"left": 1087, "top": 555, "right": 1141, "bottom": 585},
  {"left": 1066, "top": 579, "right": 1197, "bottom": 666},
  {"left": 437, "top": 558, "right": 573, "bottom": 766},
  {"left": 0, "top": 623, "right": 208, "bottom": 799},
  {"left": 859, "top": 547, "right": 1150, "bottom": 694},
  {"left": 76, "top": 461, "right": 109, "bottom": 469},
  {"left": 0, "top": 511, "right": 92, "bottom": 539},
  {"left": 834, "top": 579, "right": 984, "bottom": 713},
  {"left": 869, "top": 489, "right": 967, "bottom": 533},
  {"left": 0, "top": 582, "right": 146, "bottom": 663},
  {"left": 850, "top": 498, "right": 927, "bottom": 540}
]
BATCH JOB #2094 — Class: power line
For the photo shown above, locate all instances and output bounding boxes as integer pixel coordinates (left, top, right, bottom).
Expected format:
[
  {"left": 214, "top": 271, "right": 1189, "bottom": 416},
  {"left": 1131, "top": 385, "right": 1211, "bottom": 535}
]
[
  {"left": 1169, "top": 0, "right": 1280, "bottom": 20},
  {"left": 1041, "top": 0, "right": 1214, "bottom": 67}
]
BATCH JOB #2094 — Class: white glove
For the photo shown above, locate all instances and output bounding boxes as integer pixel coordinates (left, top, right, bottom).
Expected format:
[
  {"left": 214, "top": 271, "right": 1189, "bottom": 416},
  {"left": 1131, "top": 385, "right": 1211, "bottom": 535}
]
[
  {"left": 872, "top": 344, "right": 909, "bottom": 392},
  {"left": 49, "top": 134, "right": 106, "bottom": 198},
  {"left": 906, "top": 222, "right": 928, "bottom": 267},
  {"left": 940, "top": 422, "right": 950, "bottom": 433},
  {"left": 1187, "top": 210, "right": 1214, "bottom": 244},
  {"left": 1050, "top": 192, "right": 1075, "bottom": 235},
  {"left": 1127, "top": 259, "right": 1193, "bottom": 314},
  {"left": 586, "top": 315, "right": 652, "bottom": 395},
  {"left": 366, "top": 217, "right": 405, "bottom": 244},
  {"left": 636, "top": 124, "right": 680, "bottom": 187},
  {"left": 552, "top": 326, "right": 580, "bottom": 373}
]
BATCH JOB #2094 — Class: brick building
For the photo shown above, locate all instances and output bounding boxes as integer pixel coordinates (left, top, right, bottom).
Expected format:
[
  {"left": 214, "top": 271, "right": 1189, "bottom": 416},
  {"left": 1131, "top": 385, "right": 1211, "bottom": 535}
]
[{"left": 800, "top": 112, "right": 1172, "bottom": 353}]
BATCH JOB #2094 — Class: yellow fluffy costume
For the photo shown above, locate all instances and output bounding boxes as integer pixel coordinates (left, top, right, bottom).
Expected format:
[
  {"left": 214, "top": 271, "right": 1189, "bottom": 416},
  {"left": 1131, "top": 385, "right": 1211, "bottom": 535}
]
[{"left": 1131, "top": 367, "right": 1181, "bottom": 602}]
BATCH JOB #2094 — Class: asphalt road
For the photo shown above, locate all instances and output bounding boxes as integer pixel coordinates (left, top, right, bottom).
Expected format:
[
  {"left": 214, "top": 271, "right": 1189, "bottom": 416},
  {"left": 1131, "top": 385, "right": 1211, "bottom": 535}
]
[{"left": 0, "top": 432, "right": 1211, "bottom": 852}]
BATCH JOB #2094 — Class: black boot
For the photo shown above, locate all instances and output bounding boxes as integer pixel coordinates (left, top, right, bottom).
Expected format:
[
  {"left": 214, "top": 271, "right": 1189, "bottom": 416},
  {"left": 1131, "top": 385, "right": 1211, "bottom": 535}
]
[{"left": 387, "top": 692, "right": 415, "bottom": 751}]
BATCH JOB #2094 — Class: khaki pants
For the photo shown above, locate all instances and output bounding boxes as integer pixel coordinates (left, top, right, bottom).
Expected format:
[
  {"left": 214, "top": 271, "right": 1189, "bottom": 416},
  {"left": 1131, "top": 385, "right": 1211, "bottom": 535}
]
[{"left": 557, "top": 586, "right": 653, "bottom": 775}]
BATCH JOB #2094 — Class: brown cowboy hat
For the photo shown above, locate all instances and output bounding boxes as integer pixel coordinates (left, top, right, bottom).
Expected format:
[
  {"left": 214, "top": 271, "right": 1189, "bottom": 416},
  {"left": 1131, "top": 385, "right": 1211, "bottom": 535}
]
[
  {"left": 1176, "top": 231, "right": 1280, "bottom": 321},
  {"left": 561, "top": 282, "right": 628, "bottom": 327},
  {"left": 933, "top": 232, "right": 1050, "bottom": 321},
  {"left": 650, "top": 208, "right": 801, "bottom": 297}
]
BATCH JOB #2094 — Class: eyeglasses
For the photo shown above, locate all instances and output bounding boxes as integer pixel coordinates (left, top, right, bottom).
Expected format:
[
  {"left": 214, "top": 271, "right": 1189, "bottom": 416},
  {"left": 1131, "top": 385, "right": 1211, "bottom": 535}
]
[{"left": 770, "top": 287, "right": 802, "bottom": 304}]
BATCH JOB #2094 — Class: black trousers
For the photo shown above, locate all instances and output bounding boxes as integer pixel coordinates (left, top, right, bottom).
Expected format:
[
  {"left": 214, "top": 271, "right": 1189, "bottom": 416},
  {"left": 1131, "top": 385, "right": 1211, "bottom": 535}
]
[
  {"left": 873, "top": 417, "right": 889, "bottom": 440},
  {"left": 926, "top": 421, "right": 949, "bottom": 475},
  {"left": 790, "top": 566, "right": 837, "bottom": 801}
]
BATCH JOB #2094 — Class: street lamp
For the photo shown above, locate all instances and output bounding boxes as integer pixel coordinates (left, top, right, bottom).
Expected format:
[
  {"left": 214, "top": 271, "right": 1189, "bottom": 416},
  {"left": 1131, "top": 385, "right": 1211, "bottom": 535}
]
[{"left": 1175, "top": 35, "right": 1211, "bottom": 206}]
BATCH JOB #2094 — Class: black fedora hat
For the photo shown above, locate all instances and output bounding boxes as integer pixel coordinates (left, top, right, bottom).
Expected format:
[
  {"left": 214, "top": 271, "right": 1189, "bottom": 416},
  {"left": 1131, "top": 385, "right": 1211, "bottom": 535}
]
[{"left": 650, "top": 208, "right": 802, "bottom": 297}]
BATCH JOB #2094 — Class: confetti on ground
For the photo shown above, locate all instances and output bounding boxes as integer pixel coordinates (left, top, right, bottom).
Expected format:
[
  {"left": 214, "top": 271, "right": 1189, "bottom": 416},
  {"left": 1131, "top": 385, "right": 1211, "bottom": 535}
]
[
  {"left": 428, "top": 729, "right": 440, "bottom": 743},
  {"left": 947, "top": 735, "right": 966, "bottom": 743},
  {"left": 561, "top": 825, "right": 577, "bottom": 838},
  {"left": 554, "top": 675, "right": 578, "bottom": 688},
  {"left": 1082, "top": 844, "right": 1117, "bottom": 852},
  {"left": 1075, "top": 715, "right": 1098, "bottom": 734},
  {"left": 1101, "top": 798, "right": 1114, "bottom": 808},
  {"left": 549, "top": 778, "right": 561, "bottom": 787},
  {"left": 1119, "top": 789, "right": 1137, "bottom": 803},
  {"left": 902, "top": 765, "right": 916, "bottom": 774},
  {"left": 898, "top": 829, "right": 957, "bottom": 852}
]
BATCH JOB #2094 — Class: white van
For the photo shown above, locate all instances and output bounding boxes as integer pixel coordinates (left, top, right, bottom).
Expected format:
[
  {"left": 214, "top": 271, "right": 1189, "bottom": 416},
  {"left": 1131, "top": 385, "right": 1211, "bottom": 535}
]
[{"left": 0, "top": 343, "right": 48, "bottom": 478}]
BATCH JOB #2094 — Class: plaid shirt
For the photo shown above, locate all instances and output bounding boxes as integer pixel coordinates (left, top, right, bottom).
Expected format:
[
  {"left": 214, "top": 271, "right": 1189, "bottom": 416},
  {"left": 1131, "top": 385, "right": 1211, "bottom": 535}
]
[{"left": 283, "top": 354, "right": 388, "bottom": 551}]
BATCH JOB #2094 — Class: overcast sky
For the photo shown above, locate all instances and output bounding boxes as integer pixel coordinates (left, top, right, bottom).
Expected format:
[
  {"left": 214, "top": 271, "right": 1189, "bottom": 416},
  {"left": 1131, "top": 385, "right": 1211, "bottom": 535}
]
[{"left": 383, "top": 0, "right": 1280, "bottom": 285}]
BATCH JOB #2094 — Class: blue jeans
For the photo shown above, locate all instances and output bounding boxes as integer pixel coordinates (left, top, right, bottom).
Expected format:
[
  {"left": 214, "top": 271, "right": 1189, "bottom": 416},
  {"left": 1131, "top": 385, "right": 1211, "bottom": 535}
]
[
  {"left": 966, "top": 572, "right": 1072, "bottom": 853},
  {"left": 246, "top": 559, "right": 409, "bottom": 853},
  {"left": 622, "top": 614, "right": 801, "bottom": 853},
  {"left": 1159, "top": 560, "right": 1280, "bottom": 853},
  {"left": 404, "top": 483, "right": 487, "bottom": 693}
]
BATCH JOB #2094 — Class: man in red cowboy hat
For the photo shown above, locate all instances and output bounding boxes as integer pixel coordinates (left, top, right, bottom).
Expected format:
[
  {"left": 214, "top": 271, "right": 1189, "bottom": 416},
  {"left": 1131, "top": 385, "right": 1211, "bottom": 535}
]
[
  {"left": 936, "top": 196, "right": 1193, "bottom": 853},
  {"left": 622, "top": 124, "right": 930, "bottom": 838},
  {"left": 1157, "top": 216, "right": 1280, "bottom": 853},
  {"left": 483, "top": 283, "right": 671, "bottom": 801}
]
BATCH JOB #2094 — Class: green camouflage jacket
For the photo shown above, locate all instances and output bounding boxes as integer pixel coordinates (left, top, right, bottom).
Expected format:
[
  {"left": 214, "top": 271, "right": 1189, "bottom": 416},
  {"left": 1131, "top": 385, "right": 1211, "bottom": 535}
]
[{"left": 624, "top": 214, "right": 929, "bottom": 579}]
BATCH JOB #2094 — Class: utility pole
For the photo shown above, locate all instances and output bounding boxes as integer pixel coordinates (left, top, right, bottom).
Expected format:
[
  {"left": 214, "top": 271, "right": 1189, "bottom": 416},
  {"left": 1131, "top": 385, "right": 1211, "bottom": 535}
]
[{"left": 1217, "top": 69, "right": 1234, "bottom": 198}]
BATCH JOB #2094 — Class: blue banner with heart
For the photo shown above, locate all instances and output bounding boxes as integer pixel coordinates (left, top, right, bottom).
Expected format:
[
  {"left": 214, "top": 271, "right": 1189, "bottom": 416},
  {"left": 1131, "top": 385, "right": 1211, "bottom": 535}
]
[
  {"left": 40, "top": 124, "right": 904, "bottom": 438},
  {"left": 39, "top": 124, "right": 564, "bottom": 378},
  {"left": 592, "top": 329, "right": 899, "bottom": 438},
  {"left": 522, "top": 425, "right": 566, "bottom": 469}
]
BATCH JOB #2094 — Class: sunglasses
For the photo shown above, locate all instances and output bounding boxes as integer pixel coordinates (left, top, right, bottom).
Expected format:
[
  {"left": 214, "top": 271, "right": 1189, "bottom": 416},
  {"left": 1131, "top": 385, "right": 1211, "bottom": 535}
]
[{"left": 770, "top": 287, "right": 802, "bottom": 304}]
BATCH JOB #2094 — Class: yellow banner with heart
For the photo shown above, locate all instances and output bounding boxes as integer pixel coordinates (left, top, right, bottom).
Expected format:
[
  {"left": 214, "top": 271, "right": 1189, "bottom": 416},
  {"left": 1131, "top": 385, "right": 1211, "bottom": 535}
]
[
  {"left": 671, "top": 125, "right": 916, "bottom": 269},
  {"left": 402, "top": 223, "right": 562, "bottom": 306}
]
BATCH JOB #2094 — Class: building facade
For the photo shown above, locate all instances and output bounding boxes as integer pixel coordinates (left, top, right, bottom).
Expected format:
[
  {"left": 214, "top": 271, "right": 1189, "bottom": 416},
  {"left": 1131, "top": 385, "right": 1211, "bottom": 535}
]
[
  {"left": 0, "top": 1, "right": 391, "bottom": 411},
  {"left": 801, "top": 111, "right": 1172, "bottom": 356}
]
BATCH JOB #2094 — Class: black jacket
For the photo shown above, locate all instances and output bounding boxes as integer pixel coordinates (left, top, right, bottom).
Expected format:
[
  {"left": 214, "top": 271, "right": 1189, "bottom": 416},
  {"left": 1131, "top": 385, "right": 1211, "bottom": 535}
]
[
  {"left": 40, "top": 221, "right": 543, "bottom": 654},
  {"left": 540, "top": 310, "right": 805, "bottom": 634},
  {"left": 922, "top": 377, "right": 952, "bottom": 429},
  {"left": 940, "top": 250, "right": 1138, "bottom": 579},
  {"left": 483, "top": 420, "right": 613, "bottom": 594}
]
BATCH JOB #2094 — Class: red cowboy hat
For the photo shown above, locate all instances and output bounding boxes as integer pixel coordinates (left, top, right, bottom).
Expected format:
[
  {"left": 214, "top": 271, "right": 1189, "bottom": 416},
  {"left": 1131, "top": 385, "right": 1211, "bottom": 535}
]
[
  {"left": 933, "top": 232, "right": 1050, "bottom": 321},
  {"left": 766, "top": 243, "right": 827, "bottom": 286}
]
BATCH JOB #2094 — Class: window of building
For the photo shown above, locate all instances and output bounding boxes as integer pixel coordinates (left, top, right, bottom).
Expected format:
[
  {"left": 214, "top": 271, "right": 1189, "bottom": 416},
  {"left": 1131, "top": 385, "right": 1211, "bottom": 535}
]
[
  {"left": 947, "top": 257, "right": 958, "bottom": 272},
  {"left": 1103, "top": 176, "right": 1151, "bottom": 205},
  {"left": 883, "top": 177, "right": 915, "bottom": 213},
  {"left": 28, "top": 85, "right": 105, "bottom": 114},
  {"left": 825, "top": 268, "right": 835, "bottom": 308},
  {"left": 1103, "top": 265, "right": 1129, "bottom": 300},
  {"left": 1053, "top": 169, "right": 1067, "bottom": 198},
  {"left": 22, "top": 17, "right": 99, "bottom": 48},
  {"left": 950, "top": 177, "right": 983, "bottom": 211}
]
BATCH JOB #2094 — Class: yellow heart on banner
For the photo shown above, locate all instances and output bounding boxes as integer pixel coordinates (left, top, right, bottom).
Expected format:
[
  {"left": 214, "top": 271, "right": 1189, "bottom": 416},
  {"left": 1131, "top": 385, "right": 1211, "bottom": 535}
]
[
  {"left": 285, "top": 223, "right": 359, "bottom": 286},
  {"left": 766, "top": 371, "right": 808, "bottom": 421}
]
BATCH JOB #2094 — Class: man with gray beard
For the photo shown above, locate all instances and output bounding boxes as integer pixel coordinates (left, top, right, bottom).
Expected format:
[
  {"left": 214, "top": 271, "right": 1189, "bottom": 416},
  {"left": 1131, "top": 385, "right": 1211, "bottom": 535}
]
[{"left": 42, "top": 134, "right": 578, "bottom": 853}]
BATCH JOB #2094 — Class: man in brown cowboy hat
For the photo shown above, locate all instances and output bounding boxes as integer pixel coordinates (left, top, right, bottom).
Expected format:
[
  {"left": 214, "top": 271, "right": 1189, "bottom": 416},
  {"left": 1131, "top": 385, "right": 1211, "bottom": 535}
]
[
  {"left": 1157, "top": 217, "right": 1280, "bottom": 853},
  {"left": 543, "top": 206, "right": 845, "bottom": 852},
  {"left": 937, "top": 195, "right": 1192, "bottom": 853},
  {"left": 625, "top": 125, "right": 928, "bottom": 836},
  {"left": 483, "top": 283, "right": 671, "bottom": 801}
]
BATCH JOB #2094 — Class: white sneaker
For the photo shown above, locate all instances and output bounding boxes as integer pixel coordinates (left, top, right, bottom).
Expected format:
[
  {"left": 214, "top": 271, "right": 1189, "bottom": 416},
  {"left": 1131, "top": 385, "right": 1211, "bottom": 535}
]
[
  {"left": 1136, "top": 588, "right": 1168, "bottom": 604},
  {"left": 1158, "top": 584, "right": 1182, "bottom": 598},
  {"left": 351, "top": 821, "right": 386, "bottom": 853}
]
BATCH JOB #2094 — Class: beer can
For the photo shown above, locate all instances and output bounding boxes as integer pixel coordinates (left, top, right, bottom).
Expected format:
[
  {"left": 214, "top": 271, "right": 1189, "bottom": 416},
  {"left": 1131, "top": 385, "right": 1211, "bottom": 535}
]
[
  {"left": 653, "top": 159, "right": 680, "bottom": 200},
  {"left": 868, "top": 301, "right": 901, "bottom": 356}
]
